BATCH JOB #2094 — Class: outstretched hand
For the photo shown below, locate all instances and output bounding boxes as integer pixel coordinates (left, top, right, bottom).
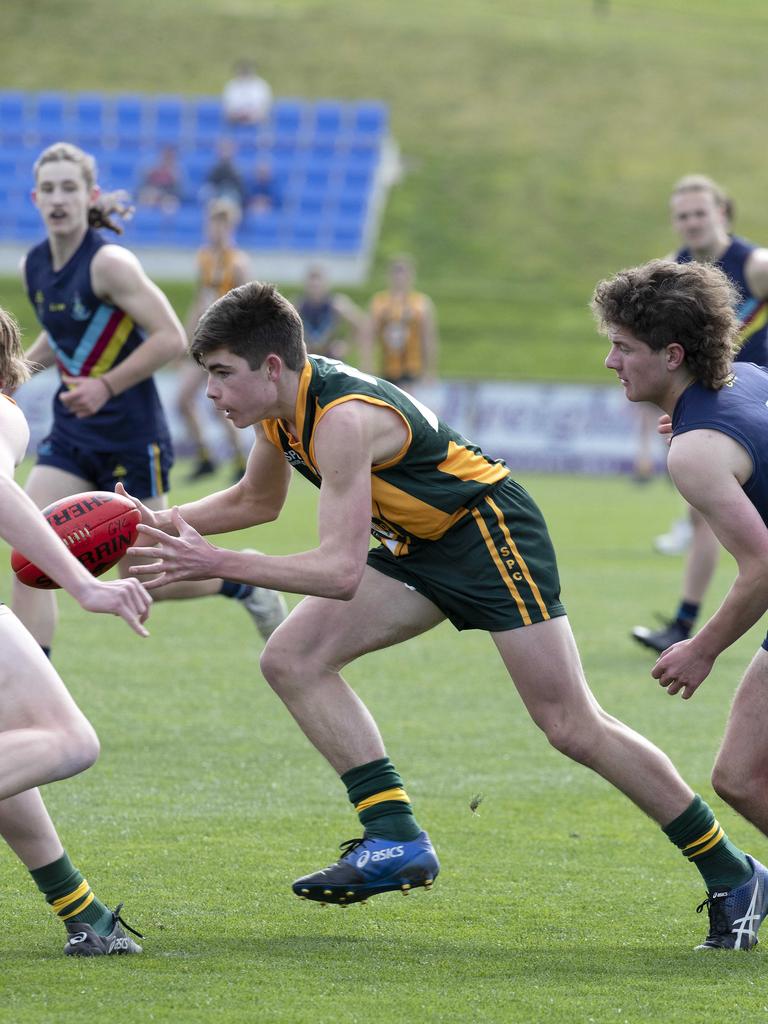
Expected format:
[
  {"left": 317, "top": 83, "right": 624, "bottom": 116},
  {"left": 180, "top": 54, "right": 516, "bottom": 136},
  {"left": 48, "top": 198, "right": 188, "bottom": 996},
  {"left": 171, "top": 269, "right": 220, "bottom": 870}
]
[
  {"left": 78, "top": 576, "right": 152, "bottom": 637},
  {"left": 127, "top": 507, "right": 219, "bottom": 589},
  {"left": 650, "top": 637, "right": 715, "bottom": 700},
  {"left": 115, "top": 482, "right": 162, "bottom": 530}
]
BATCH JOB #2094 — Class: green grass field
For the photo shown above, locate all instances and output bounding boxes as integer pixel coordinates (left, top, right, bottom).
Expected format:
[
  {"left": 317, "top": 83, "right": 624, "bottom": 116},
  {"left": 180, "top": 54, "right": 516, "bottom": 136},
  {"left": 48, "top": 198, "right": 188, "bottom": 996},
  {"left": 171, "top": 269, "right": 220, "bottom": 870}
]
[
  {"left": 2, "top": 466, "right": 768, "bottom": 1023},
  {"left": 4, "top": 0, "right": 768, "bottom": 380}
]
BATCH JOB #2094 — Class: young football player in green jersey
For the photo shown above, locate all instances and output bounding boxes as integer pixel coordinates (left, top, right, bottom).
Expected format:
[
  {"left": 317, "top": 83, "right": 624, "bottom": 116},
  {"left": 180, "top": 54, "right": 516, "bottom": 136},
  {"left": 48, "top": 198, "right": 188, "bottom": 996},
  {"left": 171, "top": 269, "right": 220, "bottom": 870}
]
[{"left": 125, "top": 281, "right": 766, "bottom": 950}]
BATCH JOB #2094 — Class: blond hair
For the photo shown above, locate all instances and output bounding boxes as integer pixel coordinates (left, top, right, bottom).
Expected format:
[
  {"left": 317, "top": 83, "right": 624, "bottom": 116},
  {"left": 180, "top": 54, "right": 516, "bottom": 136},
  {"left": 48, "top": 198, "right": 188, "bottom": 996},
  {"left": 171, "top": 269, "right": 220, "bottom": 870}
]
[
  {"left": 0, "top": 308, "right": 33, "bottom": 389},
  {"left": 34, "top": 142, "right": 133, "bottom": 234}
]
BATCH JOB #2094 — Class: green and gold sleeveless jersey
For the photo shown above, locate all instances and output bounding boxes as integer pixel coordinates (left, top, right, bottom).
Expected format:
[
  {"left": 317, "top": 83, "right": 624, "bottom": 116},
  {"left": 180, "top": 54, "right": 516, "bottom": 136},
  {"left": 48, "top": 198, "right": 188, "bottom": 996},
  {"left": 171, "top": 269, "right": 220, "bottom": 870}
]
[{"left": 261, "top": 357, "right": 509, "bottom": 555}]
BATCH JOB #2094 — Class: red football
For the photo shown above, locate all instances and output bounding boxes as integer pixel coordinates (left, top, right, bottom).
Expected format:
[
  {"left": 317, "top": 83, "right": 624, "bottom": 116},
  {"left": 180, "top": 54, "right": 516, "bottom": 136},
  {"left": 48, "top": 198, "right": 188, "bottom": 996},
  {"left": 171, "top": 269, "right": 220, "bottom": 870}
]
[{"left": 11, "top": 490, "right": 141, "bottom": 590}]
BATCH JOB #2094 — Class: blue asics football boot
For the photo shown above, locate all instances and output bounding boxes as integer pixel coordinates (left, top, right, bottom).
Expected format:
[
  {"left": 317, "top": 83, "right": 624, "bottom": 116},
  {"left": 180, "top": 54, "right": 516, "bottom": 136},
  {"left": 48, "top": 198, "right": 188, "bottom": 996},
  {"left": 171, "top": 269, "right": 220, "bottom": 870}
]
[
  {"left": 695, "top": 856, "right": 768, "bottom": 950},
  {"left": 292, "top": 832, "right": 439, "bottom": 905}
]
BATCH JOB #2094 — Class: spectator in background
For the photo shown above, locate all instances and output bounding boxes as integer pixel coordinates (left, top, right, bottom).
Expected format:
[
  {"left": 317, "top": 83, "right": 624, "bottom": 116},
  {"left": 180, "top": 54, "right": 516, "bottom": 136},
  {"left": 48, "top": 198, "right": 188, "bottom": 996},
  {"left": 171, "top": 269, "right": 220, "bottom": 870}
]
[
  {"left": 248, "top": 160, "right": 280, "bottom": 214},
  {"left": 222, "top": 60, "right": 273, "bottom": 126},
  {"left": 360, "top": 255, "right": 439, "bottom": 386},
  {"left": 200, "top": 139, "right": 247, "bottom": 211},
  {"left": 178, "top": 198, "right": 252, "bottom": 482},
  {"left": 297, "top": 265, "right": 366, "bottom": 361},
  {"left": 138, "top": 145, "right": 182, "bottom": 214}
]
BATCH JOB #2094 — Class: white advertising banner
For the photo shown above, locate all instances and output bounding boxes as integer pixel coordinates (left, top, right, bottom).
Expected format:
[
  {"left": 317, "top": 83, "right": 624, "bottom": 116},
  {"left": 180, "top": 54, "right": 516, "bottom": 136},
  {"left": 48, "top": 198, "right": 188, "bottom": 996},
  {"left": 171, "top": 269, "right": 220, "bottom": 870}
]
[{"left": 14, "top": 370, "right": 666, "bottom": 477}]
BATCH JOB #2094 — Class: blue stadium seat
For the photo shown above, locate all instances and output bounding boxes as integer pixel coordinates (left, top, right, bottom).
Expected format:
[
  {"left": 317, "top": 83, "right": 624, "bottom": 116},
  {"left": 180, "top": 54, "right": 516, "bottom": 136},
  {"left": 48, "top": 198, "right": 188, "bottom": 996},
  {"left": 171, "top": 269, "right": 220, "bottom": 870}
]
[
  {"left": 72, "top": 93, "right": 106, "bottom": 147},
  {"left": 336, "top": 194, "right": 368, "bottom": 218},
  {"left": 191, "top": 98, "right": 224, "bottom": 140},
  {"left": 151, "top": 96, "right": 186, "bottom": 144},
  {"left": 100, "top": 155, "right": 140, "bottom": 191},
  {"left": 330, "top": 220, "right": 364, "bottom": 252},
  {"left": 298, "top": 192, "right": 326, "bottom": 217},
  {"left": 311, "top": 101, "right": 345, "bottom": 139},
  {"left": 171, "top": 206, "right": 204, "bottom": 245},
  {"left": 350, "top": 101, "right": 388, "bottom": 138},
  {"left": 271, "top": 99, "right": 306, "bottom": 137},
  {"left": 12, "top": 204, "right": 42, "bottom": 242},
  {"left": 129, "top": 207, "right": 176, "bottom": 246},
  {"left": 184, "top": 152, "right": 213, "bottom": 194},
  {"left": 287, "top": 223, "right": 323, "bottom": 251},
  {"left": 239, "top": 213, "right": 281, "bottom": 250},
  {"left": 0, "top": 91, "right": 26, "bottom": 144},
  {"left": 114, "top": 95, "right": 145, "bottom": 145},
  {"left": 343, "top": 165, "right": 374, "bottom": 192},
  {"left": 304, "top": 164, "right": 333, "bottom": 190},
  {"left": 32, "top": 92, "right": 69, "bottom": 143}
]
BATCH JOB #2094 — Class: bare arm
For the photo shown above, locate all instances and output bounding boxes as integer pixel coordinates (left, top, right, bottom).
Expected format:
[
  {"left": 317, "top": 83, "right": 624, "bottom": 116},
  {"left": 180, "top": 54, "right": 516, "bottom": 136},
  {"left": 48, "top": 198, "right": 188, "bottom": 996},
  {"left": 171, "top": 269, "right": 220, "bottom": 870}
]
[
  {"left": 745, "top": 247, "right": 768, "bottom": 300},
  {"left": 129, "top": 402, "right": 377, "bottom": 600},
  {"left": 0, "top": 405, "right": 151, "bottom": 635},
  {"left": 91, "top": 245, "right": 187, "bottom": 392},
  {"left": 59, "top": 246, "right": 186, "bottom": 417},
  {"left": 120, "top": 425, "right": 291, "bottom": 539},
  {"left": 652, "top": 429, "right": 768, "bottom": 696}
]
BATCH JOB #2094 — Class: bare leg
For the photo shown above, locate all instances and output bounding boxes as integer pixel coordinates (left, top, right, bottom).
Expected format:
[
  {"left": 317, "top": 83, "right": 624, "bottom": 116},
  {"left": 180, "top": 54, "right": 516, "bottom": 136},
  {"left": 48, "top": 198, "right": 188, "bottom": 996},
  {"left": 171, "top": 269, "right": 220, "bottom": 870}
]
[
  {"left": 259, "top": 568, "right": 446, "bottom": 773},
  {"left": 0, "top": 607, "right": 99, "bottom": 799},
  {"left": 493, "top": 616, "right": 694, "bottom": 825},
  {"left": 682, "top": 506, "right": 720, "bottom": 605},
  {"left": 0, "top": 789, "right": 64, "bottom": 870},
  {"left": 711, "top": 648, "right": 768, "bottom": 836}
]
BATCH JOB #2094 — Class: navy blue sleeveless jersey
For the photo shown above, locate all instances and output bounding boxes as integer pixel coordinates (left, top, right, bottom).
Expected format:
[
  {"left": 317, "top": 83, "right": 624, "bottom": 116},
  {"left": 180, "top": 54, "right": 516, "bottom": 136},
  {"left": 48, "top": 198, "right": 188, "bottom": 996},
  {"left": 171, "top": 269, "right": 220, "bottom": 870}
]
[
  {"left": 672, "top": 362, "right": 768, "bottom": 528},
  {"left": 25, "top": 229, "right": 171, "bottom": 449},
  {"left": 298, "top": 297, "right": 340, "bottom": 353},
  {"left": 676, "top": 236, "right": 768, "bottom": 366}
]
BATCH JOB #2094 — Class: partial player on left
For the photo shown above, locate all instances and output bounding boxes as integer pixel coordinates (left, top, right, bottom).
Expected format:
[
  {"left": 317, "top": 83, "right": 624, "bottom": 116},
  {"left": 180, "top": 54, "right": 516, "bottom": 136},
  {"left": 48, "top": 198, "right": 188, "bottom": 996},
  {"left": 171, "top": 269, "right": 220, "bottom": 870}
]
[{"left": 0, "top": 306, "right": 149, "bottom": 956}]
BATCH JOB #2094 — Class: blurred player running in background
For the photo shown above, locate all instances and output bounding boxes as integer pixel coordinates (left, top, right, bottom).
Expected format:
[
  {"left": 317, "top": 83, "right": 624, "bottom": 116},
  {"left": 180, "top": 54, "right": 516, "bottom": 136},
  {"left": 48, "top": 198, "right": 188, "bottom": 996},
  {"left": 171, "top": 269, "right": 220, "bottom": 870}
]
[
  {"left": 0, "top": 306, "right": 150, "bottom": 956},
  {"left": 13, "top": 144, "right": 286, "bottom": 655},
  {"left": 296, "top": 265, "right": 366, "bottom": 362},
  {"left": 178, "top": 198, "right": 252, "bottom": 482},
  {"left": 632, "top": 176, "right": 768, "bottom": 654},
  {"left": 360, "top": 255, "right": 438, "bottom": 386}
]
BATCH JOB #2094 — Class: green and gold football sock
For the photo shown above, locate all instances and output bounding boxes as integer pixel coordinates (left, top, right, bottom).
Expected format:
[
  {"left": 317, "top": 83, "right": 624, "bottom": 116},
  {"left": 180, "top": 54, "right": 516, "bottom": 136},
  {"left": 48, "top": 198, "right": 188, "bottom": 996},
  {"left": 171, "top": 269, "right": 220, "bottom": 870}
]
[
  {"left": 663, "top": 794, "right": 753, "bottom": 891},
  {"left": 342, "top": 757, "right": 422, "bottom": 841},
  {"left": 30, "top": 852, "right": 114, "bottom": 936}
]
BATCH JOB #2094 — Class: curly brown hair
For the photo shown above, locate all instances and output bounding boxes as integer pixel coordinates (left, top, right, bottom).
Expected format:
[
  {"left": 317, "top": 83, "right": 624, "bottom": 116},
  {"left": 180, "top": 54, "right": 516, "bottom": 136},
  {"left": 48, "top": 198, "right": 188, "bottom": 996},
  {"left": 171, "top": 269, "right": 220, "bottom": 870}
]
[
  {"left": 34, "top": 142, "right": 133, "bottom": 235},
  {"left": 0, "top": 307, "right": 32, "bottom": 389},
  {"left": 591, "top": 259, "right": 739, "bottom": 390}
]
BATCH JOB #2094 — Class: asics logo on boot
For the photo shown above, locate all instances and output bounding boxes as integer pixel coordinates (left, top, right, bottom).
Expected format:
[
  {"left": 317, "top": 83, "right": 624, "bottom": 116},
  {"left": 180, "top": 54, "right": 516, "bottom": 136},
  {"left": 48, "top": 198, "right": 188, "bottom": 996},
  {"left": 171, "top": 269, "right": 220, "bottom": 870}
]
[
  {"left": 68, "top": 933, "right": 88, "bottom": 945},
  {"left": 108, "top": 937, "right": 131, "bottom": 953},
  {"left": 357, "top": 845, "right": 405, "bottom": 868},
  {"left": 732, "top": 883, "right": 763, "bottom": 949}
]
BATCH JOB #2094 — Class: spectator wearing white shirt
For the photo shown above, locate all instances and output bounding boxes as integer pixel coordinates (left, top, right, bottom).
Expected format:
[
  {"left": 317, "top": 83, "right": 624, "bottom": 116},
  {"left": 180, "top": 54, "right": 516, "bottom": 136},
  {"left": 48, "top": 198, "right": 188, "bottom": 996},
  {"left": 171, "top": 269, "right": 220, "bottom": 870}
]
[{"left": 222, "top": 60, "right": 273, "bottom": 126}]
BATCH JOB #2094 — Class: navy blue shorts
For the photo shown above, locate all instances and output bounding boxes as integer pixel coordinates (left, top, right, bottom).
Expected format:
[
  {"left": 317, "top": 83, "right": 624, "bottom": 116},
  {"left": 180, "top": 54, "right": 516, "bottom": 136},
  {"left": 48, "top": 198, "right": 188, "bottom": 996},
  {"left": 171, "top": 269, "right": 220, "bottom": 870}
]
[{"left": 36, "top": 433, "right": 173, "bottom": 501}]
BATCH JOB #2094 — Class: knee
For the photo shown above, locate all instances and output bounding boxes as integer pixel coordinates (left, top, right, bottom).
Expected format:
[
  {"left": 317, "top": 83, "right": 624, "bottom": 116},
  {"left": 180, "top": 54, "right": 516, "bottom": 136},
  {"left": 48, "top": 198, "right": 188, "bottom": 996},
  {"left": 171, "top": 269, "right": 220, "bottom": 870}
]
[
  {"left": 259, "top": 638, "right": 306, "bottom": 696},
  {"left": 51, "top": 719, "right": 101, "bottom": 780},
  {"left": 536, "top": 710, "right": 598, "bottom": 767},
  {"left": 711, "top": 760, "right": 755, "bottom": 812}
]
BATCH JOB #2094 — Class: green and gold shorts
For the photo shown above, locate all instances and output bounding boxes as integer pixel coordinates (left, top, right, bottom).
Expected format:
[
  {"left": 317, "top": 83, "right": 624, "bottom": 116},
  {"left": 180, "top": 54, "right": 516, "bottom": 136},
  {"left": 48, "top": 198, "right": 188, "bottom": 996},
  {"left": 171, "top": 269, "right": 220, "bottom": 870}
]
[{"left": 366, "top": 475, "right": 566, "bottom": 632}]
